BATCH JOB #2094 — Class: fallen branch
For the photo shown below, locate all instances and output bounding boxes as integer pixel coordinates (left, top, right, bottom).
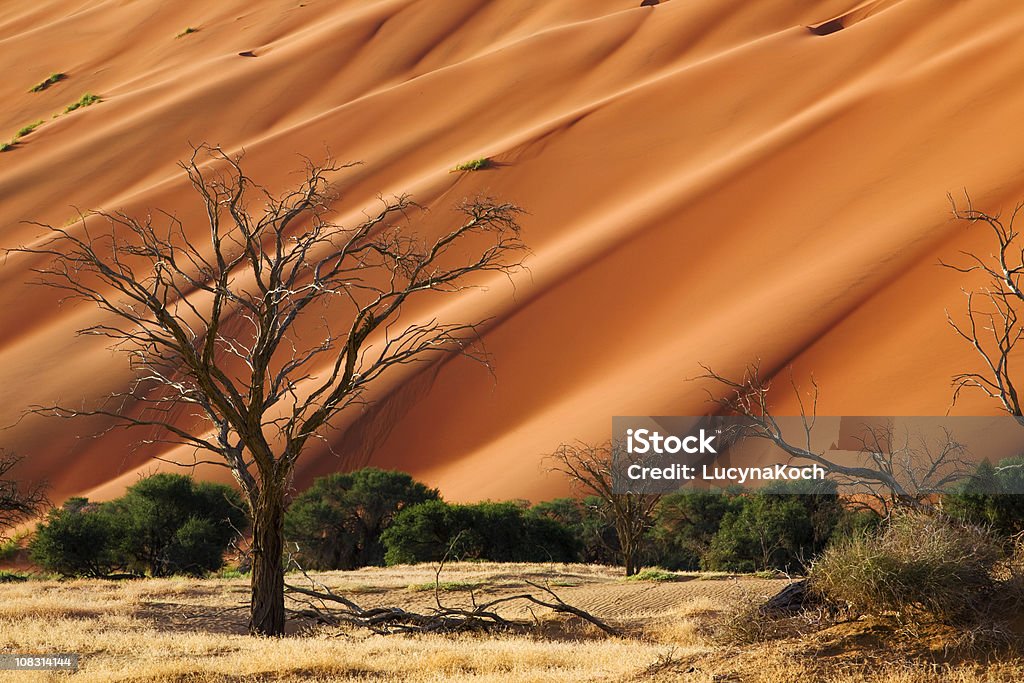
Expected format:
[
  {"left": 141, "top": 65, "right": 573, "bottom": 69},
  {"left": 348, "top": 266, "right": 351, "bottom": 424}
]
[
  {"left": 284, "top": 532, "right": 619, "bottom": 636},
  {"left": 283, "top": 575, "right": 619, "bottom": 636}
]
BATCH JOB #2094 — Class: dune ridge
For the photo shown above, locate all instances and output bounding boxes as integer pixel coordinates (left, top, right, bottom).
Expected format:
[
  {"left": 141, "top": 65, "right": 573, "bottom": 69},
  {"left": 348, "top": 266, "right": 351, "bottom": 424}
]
[{"left": 2, "top": 0, "right": 1024, "bottom": 503}]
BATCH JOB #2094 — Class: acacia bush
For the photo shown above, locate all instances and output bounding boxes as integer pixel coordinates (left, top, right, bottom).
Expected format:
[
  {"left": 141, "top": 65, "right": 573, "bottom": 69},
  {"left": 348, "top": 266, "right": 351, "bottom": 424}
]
[
  {"left": 31, "top": 474, "right": 247, "bottom": 578},
  {"left": 530, "top": 496, "right": 619, "bottom": 565},
  {"left": 30, "top": 498, "right": 124, "bottom": 578},
  {"left": 109, "top": 473, "right": 247, "bottom": 577},
  {"left": 677, "top": 481, "right": 848, "bottom": 573},
  {"left": 284, "top": 468, "right": 439, "bottom": 570},
  {"left": 810, "top": 509, "right": 1005, "bottom": 624},
  {"left": 381, "top": 500, "right": 579, "bottom": 565},
  {"left": 944, "top": 458, "right": 1024, "bottom": 538},
  {"left": 649, "top": 489, "right": 740, "bottom": 571}
]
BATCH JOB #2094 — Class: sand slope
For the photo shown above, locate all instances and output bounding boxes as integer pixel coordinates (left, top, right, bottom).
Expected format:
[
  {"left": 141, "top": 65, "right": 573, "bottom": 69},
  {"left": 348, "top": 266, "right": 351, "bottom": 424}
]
[{"left": 2, "top": 0, "right": 1024, "bottom": 502}]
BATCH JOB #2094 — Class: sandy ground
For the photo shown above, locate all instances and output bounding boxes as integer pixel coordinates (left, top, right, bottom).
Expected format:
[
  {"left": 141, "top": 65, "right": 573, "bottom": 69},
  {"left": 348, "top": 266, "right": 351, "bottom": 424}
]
[{"left": 2, "top": 0, "right": 1024, "bottom": 503}]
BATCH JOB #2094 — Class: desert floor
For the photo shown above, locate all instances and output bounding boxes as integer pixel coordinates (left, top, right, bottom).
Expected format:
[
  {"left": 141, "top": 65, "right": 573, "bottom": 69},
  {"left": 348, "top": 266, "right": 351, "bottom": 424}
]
[{"left": 1, "top": 562, "right": 1023, "bottom": 682}]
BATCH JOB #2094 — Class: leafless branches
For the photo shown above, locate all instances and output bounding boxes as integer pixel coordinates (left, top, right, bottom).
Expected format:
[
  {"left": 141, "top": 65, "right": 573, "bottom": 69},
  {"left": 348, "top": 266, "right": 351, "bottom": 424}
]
[
  {"left": 547, "top": 441, "right": 659, "bottom": 576},
  {"left": 697, "top": 362, "right": 970, "bottom": 510},
  {"left": 9, "top": 143, "right": 526, "bottom": 635},
  {"left": 283, "top": 563, "right": 619, "bottom": 636},
  {"left": 0, "top": 451, "right": 47, "bottom": 538},
  {"left": 840, "top": 424, "right": 971, "bottom": 515},
  {"left": 942, "top": 194, "right": 1024, "bottom": 425}
]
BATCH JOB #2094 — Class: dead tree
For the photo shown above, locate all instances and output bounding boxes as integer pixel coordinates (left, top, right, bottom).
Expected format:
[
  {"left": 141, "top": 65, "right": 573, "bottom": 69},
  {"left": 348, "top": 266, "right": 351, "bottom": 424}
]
[
  {"left": 840, "top": 423, "right": 971, "bottom": 515},
  {"left": 547, "top": 441, "right": 659, "bottom": 576},
  {"left": 0, "top": 451, "right": 47, "bottom": 539},
  {"left": 698, "top": 363, "right": 970, "bottom": 510},
  {"left": 942, "top": 195, "right": 1024, "bottom": 425},
  {"left": 10, "top": 144, "right": 526, "bottom": 636}
]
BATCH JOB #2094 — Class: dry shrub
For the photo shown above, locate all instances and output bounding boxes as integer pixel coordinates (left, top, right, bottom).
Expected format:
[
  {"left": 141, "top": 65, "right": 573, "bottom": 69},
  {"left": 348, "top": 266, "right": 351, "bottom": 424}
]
[
  {"left": 708, "top": 596, "right": 800, "bottom": 645},
  {"left": 810, "top": 509, "right": 1004, "bottom": 625}
]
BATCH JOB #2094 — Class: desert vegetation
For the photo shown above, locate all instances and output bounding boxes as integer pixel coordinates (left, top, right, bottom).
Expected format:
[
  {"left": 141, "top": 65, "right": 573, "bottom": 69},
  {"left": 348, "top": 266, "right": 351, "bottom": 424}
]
[
  {"left": 0, "top": 120, "right": 45, "bottom": 152},
  {"left": 452, "top": 157, "right": 493, "bottom": 172},
  {"left": 28, "top": 72, "right": 66, "bottom": 93},
  {"left": 63, "top": 93, "right": 101, "bottom": 114},
  {"left": 30, "top": 473, "right": 245, "bottom": 578}
]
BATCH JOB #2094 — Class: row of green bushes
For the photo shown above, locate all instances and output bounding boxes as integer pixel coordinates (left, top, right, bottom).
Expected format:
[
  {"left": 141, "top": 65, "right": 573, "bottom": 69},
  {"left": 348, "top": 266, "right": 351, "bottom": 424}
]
[
  {"left": 27, "top": 458, "right": 1024, "bottom": 578},
  {"left": 283, "top": 472, "right": 863, "bottom": 573},
  {"left": 280, "top": 456, "right": 1024, "bottom": 573}
]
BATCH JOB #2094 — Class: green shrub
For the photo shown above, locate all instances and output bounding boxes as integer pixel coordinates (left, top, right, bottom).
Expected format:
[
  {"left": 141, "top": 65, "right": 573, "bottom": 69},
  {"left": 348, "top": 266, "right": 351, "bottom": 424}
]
[
  {"left": 0, "top": 570, "right": 29, "bottom": 582},
  {"left": 14, "top": 121, "right": 43, "bottom": 139},
  {"left": 810, "top": 509, "right": 1003, "bottom": 624},
  {"left": 625, "top": 567, "right": 681, "bottom": 582},
  {"left": 285, "top": 468, "right": 439, "bottom": 570},
  {"left": 452, "top": 158, "right": 492, "bottom": 172},
  {"left": 29, "top": 73, "right": 66, "bottom": 93},
  {"left": 381, "top": 500, "right": 579, "bottom": 565},
  {"left": 64, "top": 93, "right": 101, "bottom": 113},
  {"left": 381, "top": 500, "right": 482, "bottom": 565},
  {"left": 0, "top": 143, "right": 12, "bottom": 152},
  {"left": 30, "top": 499, "right": 125, "bottom": 578},
  {"left": 214, "top": 567, "right": 246, "bottom": 579},
  {"left": 0, "top": 536, "right": 20, "bottom": 561},
  {"left": 176, "top": 27, "right": 199, "bottom": 38},
  {"left": 530, "top": 496, "right": 619, "bottom": 565},
  {"left": 109, "top": 473, "right": 247, "bottom": 577},
  {"left": 702, "top": 480, "right": 845, "bottom": 573},
  {"left": 945, "top": 458, "right": 1024, "bottom": 537},
  {"left": 407, "top": 580, "right": 482, "bottom": 592},
  {"left": 32, "top": 475, "right": 246, "bottom": 578},
  {"left": 649, "top": 489, "right": 740, "bottom": 571}
]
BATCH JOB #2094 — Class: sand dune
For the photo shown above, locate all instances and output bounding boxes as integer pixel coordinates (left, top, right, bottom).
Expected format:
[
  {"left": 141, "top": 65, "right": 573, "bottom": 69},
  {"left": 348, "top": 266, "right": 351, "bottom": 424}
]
[{"left": 2, "top": 0, "right": 1024, "bottom": 503}]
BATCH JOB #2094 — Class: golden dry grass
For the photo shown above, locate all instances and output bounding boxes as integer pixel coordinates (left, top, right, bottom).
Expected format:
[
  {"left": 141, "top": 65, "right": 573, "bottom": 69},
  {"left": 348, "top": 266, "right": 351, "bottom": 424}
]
[{"left": 0, "top": 563, "right": 1021, "bottom": 682}]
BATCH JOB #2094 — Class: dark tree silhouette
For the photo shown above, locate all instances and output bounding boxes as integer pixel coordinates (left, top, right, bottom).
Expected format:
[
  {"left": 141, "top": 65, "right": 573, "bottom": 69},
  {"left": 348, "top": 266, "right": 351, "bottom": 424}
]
[
  {"left": 547, "top": 441, "right": 659, "bottom": 576},
  {"left": 943, "top": 195, "right": 1024, "bottom": 424},
  {"left": 0, "top": 451, "right": 47, "bottom": 539},
  {"left": 11, "top": 145, "right": 525, "bottom": 635}
]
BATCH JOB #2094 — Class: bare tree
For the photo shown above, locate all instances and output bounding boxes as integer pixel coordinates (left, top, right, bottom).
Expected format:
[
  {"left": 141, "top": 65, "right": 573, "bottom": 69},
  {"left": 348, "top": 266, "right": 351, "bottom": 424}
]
[
  {"left": 0, "top": 451, "right": 47, "bottom": 539},
  {"left": 547, "top": 441, "right": 659, "bottom": 576},
  {"left": 942, "top": 194, "right": 1024, "bottom": 424},
  {"left": 698, "top": 362, "right": 970, "bottom": 510},
  {"left": 10, "top": 144, "right": 526, "bottom": 635},
  {"left": 838, "top": 423, "right": 970, "bottom": 515}
]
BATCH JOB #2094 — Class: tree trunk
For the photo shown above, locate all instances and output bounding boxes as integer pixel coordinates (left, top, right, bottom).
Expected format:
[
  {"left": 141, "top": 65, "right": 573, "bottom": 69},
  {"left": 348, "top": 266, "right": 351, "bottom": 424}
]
[
  {"left": 249, "top": 484, "right": 286, "bottom": 636},
  {"left": 621, "top": 525, "right": 638, "bottom": 576}
]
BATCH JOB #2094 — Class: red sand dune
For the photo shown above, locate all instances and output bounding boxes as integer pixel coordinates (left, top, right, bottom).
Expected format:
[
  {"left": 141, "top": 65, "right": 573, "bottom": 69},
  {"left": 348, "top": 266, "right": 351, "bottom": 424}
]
[{"left": 2, "top": 0, "right": 1024, "bottom": 504}]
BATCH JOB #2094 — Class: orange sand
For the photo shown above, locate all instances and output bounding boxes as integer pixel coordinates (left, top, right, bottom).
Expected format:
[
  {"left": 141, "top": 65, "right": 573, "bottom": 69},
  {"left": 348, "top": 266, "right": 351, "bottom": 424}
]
[{"left": 1, "top": 0, "right": 1023, "bottom": 503}]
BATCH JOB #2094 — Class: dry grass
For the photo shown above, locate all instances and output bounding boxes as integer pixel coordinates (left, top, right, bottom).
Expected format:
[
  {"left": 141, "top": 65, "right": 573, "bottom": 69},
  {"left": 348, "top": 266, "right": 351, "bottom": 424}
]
[{"left": 0, "top": 563, "right": 1021, "bottom": 682}]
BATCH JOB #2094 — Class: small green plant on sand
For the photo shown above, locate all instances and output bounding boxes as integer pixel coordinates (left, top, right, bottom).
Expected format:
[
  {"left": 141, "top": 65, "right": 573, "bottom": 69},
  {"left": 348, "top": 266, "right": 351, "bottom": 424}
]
[
  {"left": 625, "top": 568, "right": 683, "bottom": 582},
  {"left": 176, "top": 27, "right": 199, "bottom": 38},
  {"left": 64, "top": 93, "right": 101, "bottom": 114},
  {"left": 29, "top": 73, "right": 66, "bottom": 93},
  {"left": 14, "top": 121, "right": 43, "bottom": 140},
  {"left": 452, "top": 157, "right": 492, "bottom": 172},
  {"left": 408, "top": 580, "right": 483, "bottom": 592}
]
